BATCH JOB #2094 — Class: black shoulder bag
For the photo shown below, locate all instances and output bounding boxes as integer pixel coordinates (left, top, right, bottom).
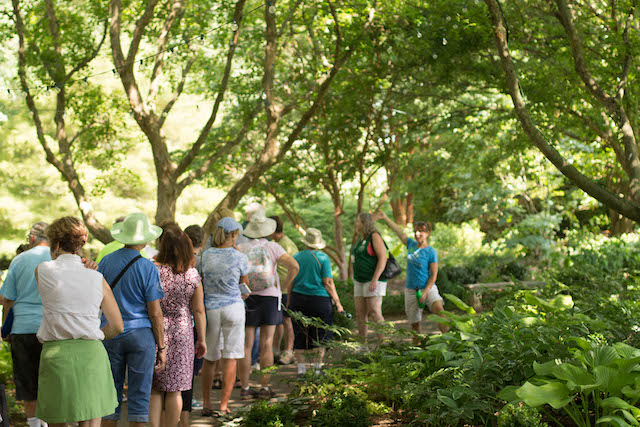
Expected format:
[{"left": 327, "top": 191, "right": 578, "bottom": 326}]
[
  {"left": 109, "top": 255, "right": 142, "bottom": 289},
  {"left": 370, "top": 234, "right": 402, "bottom": 280}
]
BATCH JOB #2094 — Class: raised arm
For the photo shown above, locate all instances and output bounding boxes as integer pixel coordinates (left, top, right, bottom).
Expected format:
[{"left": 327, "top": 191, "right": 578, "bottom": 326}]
[
  {"left": 101, "top": 279, "right": 124, "bottom": 339},
  {"left": 277, "top": 253, "right": 299, "bottom": 294},
  {"left": 375, "top": 211, "right": 408, "bottom": 245},
  {"left": 190, "top": 285, "right": 207, "bottom": 359}
]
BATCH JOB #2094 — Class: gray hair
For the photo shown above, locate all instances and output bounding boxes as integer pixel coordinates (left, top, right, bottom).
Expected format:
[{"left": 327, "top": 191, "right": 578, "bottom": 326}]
[
  {"left": 29, "top": 222, "right": 49, "bottom": 245},
  {"left": 357, "top": 213, "right": 379, "bottom": 237}
]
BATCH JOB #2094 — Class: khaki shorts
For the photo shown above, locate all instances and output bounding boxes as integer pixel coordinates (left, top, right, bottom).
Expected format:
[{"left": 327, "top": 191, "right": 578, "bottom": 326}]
[
  {"left": 404, "top": 286, "right": 444, "bottom": 325},
  {"left": 354, "top": 279, "right": 387, "bottom": 297},
  {"left": 204, "top": 302, "right": 246, "bottom": 361}
]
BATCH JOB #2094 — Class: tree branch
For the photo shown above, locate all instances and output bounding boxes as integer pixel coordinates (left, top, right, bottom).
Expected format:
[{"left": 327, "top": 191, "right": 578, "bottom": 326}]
[{"left": 484, "top": 0, "right": 640, "bottom": 221}]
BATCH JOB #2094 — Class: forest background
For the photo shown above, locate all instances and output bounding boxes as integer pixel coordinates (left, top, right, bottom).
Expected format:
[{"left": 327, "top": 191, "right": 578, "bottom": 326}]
[{"left": 0, "top": 0, "right": 638, "bottom": 279}]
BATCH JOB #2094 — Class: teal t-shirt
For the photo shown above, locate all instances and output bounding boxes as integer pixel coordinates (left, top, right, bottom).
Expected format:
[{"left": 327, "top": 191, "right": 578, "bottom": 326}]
[
  {"left": 405, "top": 238, "right": 438, "bottom": 290},
  {"left": 292, "top": 250, "right": 332, "bottom": 297},
  {"left": 0, "top": 245, "right": 51, "bottom": 334}
]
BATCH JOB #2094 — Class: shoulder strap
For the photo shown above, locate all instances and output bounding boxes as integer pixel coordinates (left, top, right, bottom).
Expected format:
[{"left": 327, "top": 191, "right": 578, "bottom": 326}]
[
  {"left": 110, "top": 255, "right": 142, "bottom": 290},
  {"left": 368, "top": 232, "right": 389, "bottom": 256},
  {"left": 309, "top": 250, "right": 322, "bottom": 268}
]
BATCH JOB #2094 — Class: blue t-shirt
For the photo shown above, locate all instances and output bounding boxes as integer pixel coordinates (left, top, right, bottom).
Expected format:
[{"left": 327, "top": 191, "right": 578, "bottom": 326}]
[
  {"left": 292, "top": 250, "right": 332, "bottom": 297},
  {"left": 197, "top": 247, "right": 249, "bottom": 311},
  {"left": 0, "top": 245, "right": 51, "bottom": 334},
  {"left": 98, "top": 248, "right": 164, "bottom": 335},
  {"left": 405, "top": 238, "right": 438, "bottom": 290}
]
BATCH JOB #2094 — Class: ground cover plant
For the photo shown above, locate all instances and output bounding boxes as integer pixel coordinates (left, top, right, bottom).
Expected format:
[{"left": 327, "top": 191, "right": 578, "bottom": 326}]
[{"left": 261, "top": 235, "right": 640, "bottom": 426}]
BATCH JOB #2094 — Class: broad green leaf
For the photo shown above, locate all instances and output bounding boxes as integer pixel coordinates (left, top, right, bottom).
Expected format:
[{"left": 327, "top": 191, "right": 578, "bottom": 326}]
[
  {"left": 583, "top": 346, "right": 620, "bottom": 369},
  {"left": 571, "top": 337, "right": 595, "bottom": 351},
  {"left": 497, "top": 385, "right": 520, "bottom": 402},
  {"left": 619, "top": 410, "right": 640, "bottom": 426},
  {"left": 533, "top": 359, "right": 561, "bottom": 377},
  {"left": 515, "top": 381, "right": 572, "bottom": 409},
  {"left": 622, "top": 384, "right": 640, "bottom": 400},
  {"left": 601, "top": 397, "right": 640, "bottom": 414},
  {"left": 596, "top": 415, "right": 633, "bottom": 427},
  {"left": 443, "top": 293, "right": 476, "bottom": 314},
  {"left": 552, "top": 364, "right": 595, "bottom": 391},
  {"left": 594, "top": 366, "right": 622, "bottom": 393},
  {"left": 523, "top": 293, "right": 555, "bottom": 312},
  {"left": 614, "top": 343, "right": 640, "bottom": 359}
]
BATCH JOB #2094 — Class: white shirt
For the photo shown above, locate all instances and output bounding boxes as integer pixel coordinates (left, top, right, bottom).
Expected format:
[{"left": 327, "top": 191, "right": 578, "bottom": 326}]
[{"left": 36, "top": 254, "right": 105, "bottom": 342}]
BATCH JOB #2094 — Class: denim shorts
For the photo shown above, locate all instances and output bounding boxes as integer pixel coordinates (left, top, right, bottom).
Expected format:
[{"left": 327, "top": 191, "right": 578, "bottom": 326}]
[{"left": 102, "top": 328, "right": 157, "bottom": 422}]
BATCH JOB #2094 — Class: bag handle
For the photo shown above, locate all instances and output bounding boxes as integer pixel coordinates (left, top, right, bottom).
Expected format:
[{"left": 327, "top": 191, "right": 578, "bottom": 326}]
[
  {"left": 309, "top": 249, "right": 322, "bottom": 268},
  {"left": 110, "top": 255, "right": 142, "bottom": 290}
]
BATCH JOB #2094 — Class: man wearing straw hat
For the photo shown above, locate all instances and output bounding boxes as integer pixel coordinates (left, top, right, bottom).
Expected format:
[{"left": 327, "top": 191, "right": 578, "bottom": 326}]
[{"left": 98, "top": 213, "right": 165, "bottom": 427}]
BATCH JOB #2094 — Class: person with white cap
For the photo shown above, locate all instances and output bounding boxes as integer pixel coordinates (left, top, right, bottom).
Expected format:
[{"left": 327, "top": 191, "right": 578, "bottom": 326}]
[
  {"left": 237, "top": 213, "right": 299, "bottom": 399},
  {"left": 197, "top": 217, "right": 249, "bottom": 416},
  {"left": 289, "top": 228, "right": 345, "bottom": 377},
  {"left": 98, "top": 213, "right": 166, "bottom": 427}
]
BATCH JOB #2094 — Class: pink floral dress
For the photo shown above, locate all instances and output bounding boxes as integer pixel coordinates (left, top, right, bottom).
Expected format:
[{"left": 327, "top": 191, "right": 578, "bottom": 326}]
[{"left": 152, "top": 265, "right": 200, "bottom": 391}]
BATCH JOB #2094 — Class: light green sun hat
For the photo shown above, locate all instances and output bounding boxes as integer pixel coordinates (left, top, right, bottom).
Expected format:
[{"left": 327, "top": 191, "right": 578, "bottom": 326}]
[{"left": 110, "top": 212, "right": 162, "bottom": 245}]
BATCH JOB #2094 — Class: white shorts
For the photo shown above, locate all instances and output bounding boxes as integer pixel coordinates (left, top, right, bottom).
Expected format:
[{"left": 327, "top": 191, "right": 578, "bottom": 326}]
[
  {"left": 354, "top": 280, "right": 387, "bottom": 297},
  {"left": 204, "top": 302, "right": 246, "bottom": 361},
  {"left": 404, "top": 286, "right": 444, "bottom": 325}
]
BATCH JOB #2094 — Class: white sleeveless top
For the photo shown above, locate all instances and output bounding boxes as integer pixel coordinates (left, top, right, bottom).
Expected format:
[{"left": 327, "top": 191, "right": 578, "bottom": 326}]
[{"left": 36, "top": 254, "right": 105, "bottom": 342}]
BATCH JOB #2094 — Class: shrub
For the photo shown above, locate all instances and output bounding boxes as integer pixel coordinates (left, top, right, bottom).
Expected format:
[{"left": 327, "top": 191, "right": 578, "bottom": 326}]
[
  {"left": 242, "top": 400, "right": 297, "bottom": 427},
  {"left": 497, "top": 403, "right": 548, "bottom": 427},
  {"left": 311, "top": 392, "right": 372, "bottom": 427}
]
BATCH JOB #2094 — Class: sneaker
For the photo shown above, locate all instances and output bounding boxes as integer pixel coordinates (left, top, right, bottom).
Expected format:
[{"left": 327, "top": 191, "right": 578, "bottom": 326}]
[
  {"left": 277, "top": 350, "right": 295, "bottom": 365},
  {"left": 192, "top": 399, "right": 204, "bottom": 410},
  {"left": 250, "top": 362, "right": 261, "bottom": 371},
  {"left": 257, "top": 387, "right": 275, "bottom": 400},
  {"left": 240, "top": 387, "right": 257, "bottom": 400}
]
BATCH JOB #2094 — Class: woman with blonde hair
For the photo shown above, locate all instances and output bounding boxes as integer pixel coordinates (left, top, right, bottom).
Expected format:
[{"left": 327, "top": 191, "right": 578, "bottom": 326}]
[
  {"left": 352, "top": 212, "right": 388, "bottom": 340},
  {"left": 34, "top": 217, "right": 123, "bottom": 426},
  {"left": 198, "top": 217, "right": 249, "bottom": 416}
]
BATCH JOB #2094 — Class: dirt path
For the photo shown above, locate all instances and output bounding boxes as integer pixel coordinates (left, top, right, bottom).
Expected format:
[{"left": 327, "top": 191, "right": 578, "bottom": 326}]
[{"left": 112, "top": 314, "right": 440, "bottom": 426}]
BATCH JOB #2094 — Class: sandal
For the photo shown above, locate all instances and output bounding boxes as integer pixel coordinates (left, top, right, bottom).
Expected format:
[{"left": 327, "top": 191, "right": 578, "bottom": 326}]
[
  {"left": 212, "top": 378, "right": 222, "bottom": 389},
  {"left": 202, "top": 407, "right": 216, "bottom": 417}
]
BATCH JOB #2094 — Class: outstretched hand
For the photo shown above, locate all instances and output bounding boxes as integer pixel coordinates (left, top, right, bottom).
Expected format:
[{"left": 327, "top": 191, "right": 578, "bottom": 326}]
[{"left": 372, "top": 211, "right": 385, "bottom": 221}]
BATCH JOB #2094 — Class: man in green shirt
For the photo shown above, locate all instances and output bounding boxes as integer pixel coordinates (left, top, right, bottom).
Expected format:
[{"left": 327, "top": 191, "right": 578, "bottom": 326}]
[{"left": 270, "top": 216, "right": 298, "bottom": 365}]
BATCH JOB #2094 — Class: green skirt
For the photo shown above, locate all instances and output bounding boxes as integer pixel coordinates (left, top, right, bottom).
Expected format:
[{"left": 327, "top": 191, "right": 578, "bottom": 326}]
[{"left": 35, "top": 339, "right": 117, "bottom": 423}]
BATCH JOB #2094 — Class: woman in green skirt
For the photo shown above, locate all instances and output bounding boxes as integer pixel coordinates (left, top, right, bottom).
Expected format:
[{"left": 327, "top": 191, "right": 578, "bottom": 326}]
[{"left": 34, "top": 217, "right": 124, "bottom": 426}]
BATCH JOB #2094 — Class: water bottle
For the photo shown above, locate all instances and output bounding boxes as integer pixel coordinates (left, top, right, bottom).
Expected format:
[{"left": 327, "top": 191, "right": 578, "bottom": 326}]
[{"left": 416, "top": 290, "right": 426, "bottom": 309}]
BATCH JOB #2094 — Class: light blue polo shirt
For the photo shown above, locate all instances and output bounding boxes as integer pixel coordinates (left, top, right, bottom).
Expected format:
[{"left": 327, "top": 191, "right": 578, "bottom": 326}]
[
  {"left": 0, "top": 245, "right": 51, "bottom": 334},
  {"left": 98, "top": 248, "right": 164, "bottom": 335},
  {"left": 405, "top": 238, "right": 438, "bottom": 290},
  {"left": 292, "top": 250, "right": 332, "bottom": 297}
]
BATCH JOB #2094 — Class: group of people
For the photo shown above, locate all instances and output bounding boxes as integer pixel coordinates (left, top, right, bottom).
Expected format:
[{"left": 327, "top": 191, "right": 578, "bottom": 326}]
[{"left": 0, "top": 203, "right": 444, "bottom": 426}]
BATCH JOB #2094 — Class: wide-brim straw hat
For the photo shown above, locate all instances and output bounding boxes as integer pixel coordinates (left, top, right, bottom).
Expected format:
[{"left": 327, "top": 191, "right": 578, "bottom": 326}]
[
  {"left": 111, "top": 212, "right": 162, "bottom": 245},
  {"left": 300, "top": 228, "right": 326, "bottom": 250},
  {"left": 243, "top": 213, "right": 277, "bottom": 239}
]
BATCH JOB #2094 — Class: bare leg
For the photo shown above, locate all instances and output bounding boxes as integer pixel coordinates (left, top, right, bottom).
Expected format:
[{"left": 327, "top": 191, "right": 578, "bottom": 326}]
[
  {"left": 354, "top": 296, "right": 368, "bottom": 339},
  {"left": 365, "top": 296, "right": 385, "bottom": 341},
  {"left": 179, "top": 410, "right": 190, "bottom": 427},
  {"left": 273, "top": 324, "right": 284, "bottom": 357},
  {"left": 164, "top": 391, "right": 182, "bottom": 427},
  {"left": 24, "top": 400, "right": 37, "bottom": 418},
  {"left": 258, "top": 325, "right": 276, "bottom": 388},
  {"left": 129, "top": 423, "right": 145, "bottom": 427},
  {"left": 239, "top": 326, "right": 256, "bottom": 388},
  {"left": 102, "top": 420, "right": 117, "bottom": 427},
  {"left": 78, "top": 419, "right": 102, "bottom": 427},
  {"left": 430, "top": 301, "right": 449, "bottom": 333},
  {"left": 148, "top": 388, "right": 163, "bottom": 427},
  {"left": 283, "top": 317, "right": 295, "bottom": 353},
  {"left": 201, "top": 359, "right": 217, "bottom": 411},
  {"left": 220, "top": 358, "right": 237, "bottom": 412}
]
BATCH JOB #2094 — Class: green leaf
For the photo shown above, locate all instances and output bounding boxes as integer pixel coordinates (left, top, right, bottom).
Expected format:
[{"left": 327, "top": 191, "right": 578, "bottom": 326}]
[
  {"left": 520, "top": 316, "right": 540, "bottom": 326},
  {"left": 533, "top": 359, "right": 561, "bottom": 377},
  {"left": 552, "top": 364, "right": 596, "bottom": 391},
  {"left": 443, "top": 293, "right": 476, "bottom": 314},
  {"left": 600, "top": 397, "right": 640, "bottom": 416},
  {"left": 614, "top": 343, "right": 640, "bottom": 359},
  {"left": 619, "top": 410, "right": 640, "bottom": 426},
  {"left": 596, "top": 415, "right": 633, "bottom": 427},
  {"left": 497, "top": 385, "right": 520, "bottom": 402},
  {"left": 549, "top": 294, "right": 574, "bottom": 310},
  {"left": 437, "top": 395, "right": 458, "bottom": 409},
  {"left": 515, "top": 381, "right": 573, "bottom": 409}
]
